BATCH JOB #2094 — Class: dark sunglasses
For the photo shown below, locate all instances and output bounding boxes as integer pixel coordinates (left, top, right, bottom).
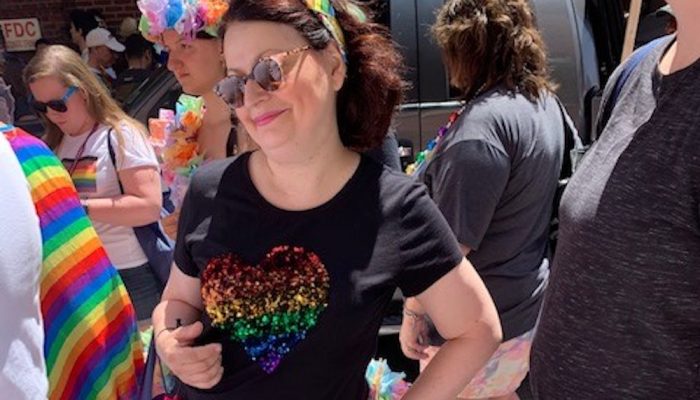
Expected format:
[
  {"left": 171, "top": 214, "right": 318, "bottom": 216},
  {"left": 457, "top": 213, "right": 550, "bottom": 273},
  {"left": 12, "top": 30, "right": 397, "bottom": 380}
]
[
  {"left": 215, "top": 46, "right": 311, "bottom": 109},
  {"left": 30, "top": 86, "right": 77, "bottom": 113}
]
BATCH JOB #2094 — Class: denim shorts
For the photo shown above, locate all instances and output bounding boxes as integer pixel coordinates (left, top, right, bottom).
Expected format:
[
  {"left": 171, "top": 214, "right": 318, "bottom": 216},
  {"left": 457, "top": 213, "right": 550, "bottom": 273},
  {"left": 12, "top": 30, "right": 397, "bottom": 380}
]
[{"left": 119, "top": 263, "right": 162, "bottom": 321}]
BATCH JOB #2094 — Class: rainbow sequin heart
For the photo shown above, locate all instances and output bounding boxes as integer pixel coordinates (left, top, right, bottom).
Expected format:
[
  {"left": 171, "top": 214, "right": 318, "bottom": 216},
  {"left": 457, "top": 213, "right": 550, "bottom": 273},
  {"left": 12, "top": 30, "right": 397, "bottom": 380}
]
[{"left": 201, "top": 246, "right": 330, "bottom": 373}]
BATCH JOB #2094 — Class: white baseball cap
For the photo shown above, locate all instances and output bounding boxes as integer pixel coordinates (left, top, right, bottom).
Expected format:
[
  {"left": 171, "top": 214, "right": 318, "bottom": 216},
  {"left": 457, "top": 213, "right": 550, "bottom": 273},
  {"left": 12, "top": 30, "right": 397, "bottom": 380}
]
[
  {"left": 656, "top": 5, "right": 674, "bottom": 18},
  {"left": 85, "top": 28, "right": 125, "bottom": 52}
]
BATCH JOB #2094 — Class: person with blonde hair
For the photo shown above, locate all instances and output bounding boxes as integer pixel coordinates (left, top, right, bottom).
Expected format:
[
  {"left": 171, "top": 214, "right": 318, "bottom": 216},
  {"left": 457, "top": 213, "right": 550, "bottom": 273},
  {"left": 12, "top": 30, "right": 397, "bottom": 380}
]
[{"left": 24, "top": 44, "right": 163, "bottom": 322}]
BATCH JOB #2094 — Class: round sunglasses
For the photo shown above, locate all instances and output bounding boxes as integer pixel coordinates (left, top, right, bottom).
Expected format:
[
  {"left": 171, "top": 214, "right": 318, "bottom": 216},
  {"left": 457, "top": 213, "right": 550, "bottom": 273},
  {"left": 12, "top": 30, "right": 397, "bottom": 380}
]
[
  {"left": 30, "top": 86, "right": 78, "bottom": 113},
  {"left": 215, "top": 46, "right": 311, "bottom": 109}
]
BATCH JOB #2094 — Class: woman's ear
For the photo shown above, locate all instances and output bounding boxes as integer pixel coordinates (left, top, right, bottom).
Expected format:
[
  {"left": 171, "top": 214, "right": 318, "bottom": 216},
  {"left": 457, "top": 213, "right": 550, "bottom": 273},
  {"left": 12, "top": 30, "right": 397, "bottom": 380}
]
[
  {"left": 325, "top": 43, "right": 346, "bottom": 91},
  {"left": 77, "top": 86, "right": 92, "bottom": 108},
  {"left": 78, "top": 87, "right": 89, "bottom": 101}
]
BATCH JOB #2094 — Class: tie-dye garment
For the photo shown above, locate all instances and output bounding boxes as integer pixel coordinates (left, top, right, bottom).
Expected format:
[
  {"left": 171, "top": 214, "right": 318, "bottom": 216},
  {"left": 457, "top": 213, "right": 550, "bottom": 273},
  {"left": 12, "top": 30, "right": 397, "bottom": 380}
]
[
  {"left": 420, "top": 328, "right": 534, "bottom": 399},
  {"left": 2, "top": 124, "right": 144, "bottom": 400}
]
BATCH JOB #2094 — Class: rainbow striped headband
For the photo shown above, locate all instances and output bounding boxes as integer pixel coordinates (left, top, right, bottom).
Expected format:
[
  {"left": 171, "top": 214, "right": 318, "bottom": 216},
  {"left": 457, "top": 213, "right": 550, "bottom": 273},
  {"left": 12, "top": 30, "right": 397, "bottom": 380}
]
[{"left": 305, "top": 0, "right": 347, "bottom": 60}]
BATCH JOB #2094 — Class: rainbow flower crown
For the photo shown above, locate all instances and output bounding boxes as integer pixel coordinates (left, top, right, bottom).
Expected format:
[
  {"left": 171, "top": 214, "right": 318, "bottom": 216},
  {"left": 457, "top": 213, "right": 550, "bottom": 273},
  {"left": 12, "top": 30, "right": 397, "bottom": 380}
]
[
  {"left": 138, "top": 0, "right": 351, "bottom": 58},
  {"left": 137, "top": 0, "right": 229, "bottom": 42}
]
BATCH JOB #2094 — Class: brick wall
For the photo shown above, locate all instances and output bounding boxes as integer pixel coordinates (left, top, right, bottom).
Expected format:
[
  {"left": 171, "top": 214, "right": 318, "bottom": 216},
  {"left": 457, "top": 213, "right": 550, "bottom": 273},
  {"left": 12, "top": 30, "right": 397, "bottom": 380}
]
[{"left": 0, "top": 0, "right": 140, "bottom": 51}]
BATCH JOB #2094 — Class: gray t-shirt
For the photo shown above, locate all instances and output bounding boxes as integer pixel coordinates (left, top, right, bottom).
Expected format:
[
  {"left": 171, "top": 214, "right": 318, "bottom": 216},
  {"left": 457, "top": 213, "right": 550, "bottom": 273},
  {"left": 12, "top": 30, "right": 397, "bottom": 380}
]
[
  {"left": 531, "top": 36, "right": 700, "bottom": 399},
  {"left": 421, "top": 88, "right": 563, "bottom": 340}
]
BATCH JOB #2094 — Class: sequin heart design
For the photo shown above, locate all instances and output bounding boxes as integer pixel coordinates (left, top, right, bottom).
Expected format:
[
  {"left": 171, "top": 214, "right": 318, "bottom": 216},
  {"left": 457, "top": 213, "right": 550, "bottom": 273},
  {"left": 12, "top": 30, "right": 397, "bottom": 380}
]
[{"left": 201, "top": 246, "right": 330, "bottom": 373}]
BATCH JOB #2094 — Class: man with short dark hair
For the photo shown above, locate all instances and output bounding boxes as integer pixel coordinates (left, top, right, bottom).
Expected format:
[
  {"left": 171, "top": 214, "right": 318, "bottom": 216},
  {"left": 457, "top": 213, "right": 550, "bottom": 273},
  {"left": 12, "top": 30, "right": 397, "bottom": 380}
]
[
  {"left": 34, "top": 38, "right": 50, "bottom": 52},
  {"left": 114, "top": 33, "right": 155, "bottom": 103},
  {"left": 68, "top": 9, "right": 99, "bottom": 62}
]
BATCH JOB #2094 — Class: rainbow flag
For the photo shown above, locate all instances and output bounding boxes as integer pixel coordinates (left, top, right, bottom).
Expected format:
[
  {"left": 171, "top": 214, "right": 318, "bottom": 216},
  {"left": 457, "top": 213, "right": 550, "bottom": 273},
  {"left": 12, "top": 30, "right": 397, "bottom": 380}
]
[
  {"left": 62, "top": 156, "right": 98, "bottom": 194},
  {"left": 2, "top": 124, "right": 144, "bottom": 400}
]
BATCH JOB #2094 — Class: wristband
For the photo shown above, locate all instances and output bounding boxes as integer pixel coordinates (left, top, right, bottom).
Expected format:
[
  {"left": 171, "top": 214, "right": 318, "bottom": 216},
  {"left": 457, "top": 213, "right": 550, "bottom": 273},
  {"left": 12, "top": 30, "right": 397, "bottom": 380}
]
[
  {"left": 80, "top": 199, "right": 89, "bottom": 215},
  {"left": 155, "top": 319, "right": 183, "bottom": 342},
  {"left": 155, "top": 327, "right": 175, "bottom": 342},
  {"left": 403, "top": 307, "right": 426, "bottom": 320}
]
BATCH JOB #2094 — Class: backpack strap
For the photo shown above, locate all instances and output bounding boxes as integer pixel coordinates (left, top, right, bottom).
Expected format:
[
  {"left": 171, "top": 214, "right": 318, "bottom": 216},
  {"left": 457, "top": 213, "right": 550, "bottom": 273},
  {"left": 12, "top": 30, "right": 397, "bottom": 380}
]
[
  {"left": 106, "top": 129, "right": 171, "bottom": 239},
  {"left": 555, "top": 96, "right": 584, "bottom": 179},
  {"left": 596, "top": 36, "right": 669, "bottom": 137},
  {"left": 105, "top": 128, "right": 126, "bottom": 195}
]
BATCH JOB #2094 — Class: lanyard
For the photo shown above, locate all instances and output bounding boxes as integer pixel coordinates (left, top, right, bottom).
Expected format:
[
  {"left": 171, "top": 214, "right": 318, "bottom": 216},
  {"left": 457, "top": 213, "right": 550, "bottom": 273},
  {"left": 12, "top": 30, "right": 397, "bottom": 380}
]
[{"left": 67, "top": 123, "right": 100, "bottom": 177}]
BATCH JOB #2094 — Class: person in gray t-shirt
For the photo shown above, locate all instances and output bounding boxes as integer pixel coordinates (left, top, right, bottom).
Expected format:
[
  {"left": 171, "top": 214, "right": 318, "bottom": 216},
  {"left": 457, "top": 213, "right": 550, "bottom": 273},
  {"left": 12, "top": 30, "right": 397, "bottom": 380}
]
[
  {"left": 531, "top": 1, "right": 700, "bottom": 398},
  {"left": 400, "top": 0, "right": 564, "bottom": 398}
]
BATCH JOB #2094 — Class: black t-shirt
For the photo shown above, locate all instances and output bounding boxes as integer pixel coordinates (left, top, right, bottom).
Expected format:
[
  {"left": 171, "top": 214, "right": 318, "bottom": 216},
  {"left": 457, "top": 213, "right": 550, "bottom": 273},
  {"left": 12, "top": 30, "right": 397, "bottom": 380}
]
[
  {"left": 174, "top": 152, "right": 463, "bottom": 400},
  {"left": 113, "top": 68, "right": 152, "bottom": 103}
]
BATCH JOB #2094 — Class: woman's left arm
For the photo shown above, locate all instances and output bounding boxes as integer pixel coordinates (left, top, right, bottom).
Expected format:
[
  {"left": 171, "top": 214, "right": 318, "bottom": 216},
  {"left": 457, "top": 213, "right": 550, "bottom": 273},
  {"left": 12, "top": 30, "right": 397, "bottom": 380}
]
[
  {"left": 403, "top": 258, "right": 502, "bottom": 400},
  {"left": 83, "top": 166, "right": 162, "bottom": 227}
]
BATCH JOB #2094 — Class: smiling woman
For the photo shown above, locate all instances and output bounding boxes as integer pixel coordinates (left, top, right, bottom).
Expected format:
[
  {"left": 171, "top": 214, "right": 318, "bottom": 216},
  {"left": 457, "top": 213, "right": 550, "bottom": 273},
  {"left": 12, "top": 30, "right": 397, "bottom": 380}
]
[
  {"left": 150, "top": 1, "right": 503, "bottom": 400},
  {"left": 23, "top": 45, "right": 164, "bottom": 323}
]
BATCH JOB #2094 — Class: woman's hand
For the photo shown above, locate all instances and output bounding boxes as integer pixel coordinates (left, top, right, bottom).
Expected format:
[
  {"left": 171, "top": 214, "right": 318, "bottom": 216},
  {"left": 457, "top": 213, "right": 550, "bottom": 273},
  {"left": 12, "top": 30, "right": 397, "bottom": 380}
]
[
  {"left": 156, "top": 321, "right": 224, "bottom": 389},
  {"left": 399, "top": 307, "right": 430, "bottom": 360}
]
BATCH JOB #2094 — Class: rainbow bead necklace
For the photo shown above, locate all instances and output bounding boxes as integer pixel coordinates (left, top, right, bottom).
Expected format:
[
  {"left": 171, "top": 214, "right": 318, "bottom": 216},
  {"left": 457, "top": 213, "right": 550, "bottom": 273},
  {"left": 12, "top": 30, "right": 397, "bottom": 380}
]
[
  {"left": 405, "top": 85, "right": 488, "bottom": 176},
  {"left": 405, "top": 103, "right": 467, "bottom": 176}
]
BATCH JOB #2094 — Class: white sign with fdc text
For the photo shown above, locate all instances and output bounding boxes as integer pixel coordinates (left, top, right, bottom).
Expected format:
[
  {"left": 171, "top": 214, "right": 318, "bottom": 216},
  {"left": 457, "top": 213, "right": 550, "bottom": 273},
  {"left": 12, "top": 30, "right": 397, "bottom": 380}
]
[{"left": 1, "top": 18, "right": 42, "bottom": 52}]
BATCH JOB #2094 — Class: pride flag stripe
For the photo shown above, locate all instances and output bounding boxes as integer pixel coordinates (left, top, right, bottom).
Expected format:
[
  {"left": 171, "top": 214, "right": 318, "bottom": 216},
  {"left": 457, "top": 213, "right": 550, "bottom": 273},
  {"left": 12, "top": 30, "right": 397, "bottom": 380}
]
[{"left": 4, "top": 126, "right": 144, "bottom": 400}]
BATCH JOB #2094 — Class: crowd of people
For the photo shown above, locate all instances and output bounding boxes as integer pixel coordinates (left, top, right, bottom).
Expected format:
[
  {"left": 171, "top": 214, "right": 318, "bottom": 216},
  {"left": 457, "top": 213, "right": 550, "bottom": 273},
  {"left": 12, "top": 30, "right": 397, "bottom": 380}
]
[
  {"left": 1, "top": 0, "right": 698, "bottom": 399},
  {"left": 0, "top": 9, "right": 157, "bottom": 128}
]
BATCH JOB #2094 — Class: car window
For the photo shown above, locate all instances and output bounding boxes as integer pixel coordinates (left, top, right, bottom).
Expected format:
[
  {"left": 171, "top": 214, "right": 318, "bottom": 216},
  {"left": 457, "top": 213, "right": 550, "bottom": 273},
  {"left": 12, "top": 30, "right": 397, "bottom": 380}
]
[
  {"left": 122, "top": 67, "right": 166, "bottom": 111},
  {"left": 123, "top": 66, "right": 183, "bottom": 127}
]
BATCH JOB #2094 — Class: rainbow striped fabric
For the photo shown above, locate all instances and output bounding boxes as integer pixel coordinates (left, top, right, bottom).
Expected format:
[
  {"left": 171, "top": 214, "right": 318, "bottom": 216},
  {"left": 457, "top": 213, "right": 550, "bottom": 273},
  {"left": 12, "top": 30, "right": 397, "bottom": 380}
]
[
  {"left": 62, "top": 156, "right": 98, "bottom": 194},
  {"left": 2, "top": 124, "right": 144, "bottom": 400},
  {"left": 304, "top": 0, "right": 347, "bottom": 57}
]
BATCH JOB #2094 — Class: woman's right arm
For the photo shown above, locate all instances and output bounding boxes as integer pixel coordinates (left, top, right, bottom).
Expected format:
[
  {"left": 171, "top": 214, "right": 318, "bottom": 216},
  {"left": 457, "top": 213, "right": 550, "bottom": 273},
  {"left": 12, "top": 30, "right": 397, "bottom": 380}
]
[
  {"left": 152, "top": 266, "right": 224, "bottom": 389},
  {"left": 402, "top": 258, "right": 502, "bottom": 400},
  {"left": 152, "top": 264, "right": 202, "bottom": 332}
]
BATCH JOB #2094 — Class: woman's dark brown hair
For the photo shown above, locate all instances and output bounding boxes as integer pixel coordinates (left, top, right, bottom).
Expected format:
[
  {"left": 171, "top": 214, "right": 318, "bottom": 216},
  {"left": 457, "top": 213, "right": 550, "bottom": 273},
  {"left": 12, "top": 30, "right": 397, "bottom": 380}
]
[
  {"left": 222, "top": 0, "right": 405, "bottom": 150},
  {"left": 432, "top": 0, "right": 556, "bottom": 101}
]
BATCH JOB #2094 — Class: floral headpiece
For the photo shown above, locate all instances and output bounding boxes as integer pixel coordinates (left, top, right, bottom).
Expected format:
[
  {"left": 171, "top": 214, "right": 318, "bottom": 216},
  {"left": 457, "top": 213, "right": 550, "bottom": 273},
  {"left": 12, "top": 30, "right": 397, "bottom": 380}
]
[
  {"left": 305, "top": 0, "right": 347, "bottom": 60},
  {"left": 138, "top": 0, "right": 229, "bottom": 42}
]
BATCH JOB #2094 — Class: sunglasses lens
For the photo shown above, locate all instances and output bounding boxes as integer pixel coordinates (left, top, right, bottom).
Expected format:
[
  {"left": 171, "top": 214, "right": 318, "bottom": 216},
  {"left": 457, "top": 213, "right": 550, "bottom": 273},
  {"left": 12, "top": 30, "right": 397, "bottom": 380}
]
[
  {"left": 47, "top": 101, "right": 68, "bottom": 113},
  {"left": 31, "top": 100, "right": 68, "bottom": 113},
  {"left": 254, "top": 58, "right": 282, "bottom": 91},
  {"left": 31, "top": 101, "right": 48, "bottom": 114},
  {"left": 216, "top": 58, "right": 284, "bottom": 109},
  {"left": 216, "top": 76, "right": 245, "bottom": 109}
]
